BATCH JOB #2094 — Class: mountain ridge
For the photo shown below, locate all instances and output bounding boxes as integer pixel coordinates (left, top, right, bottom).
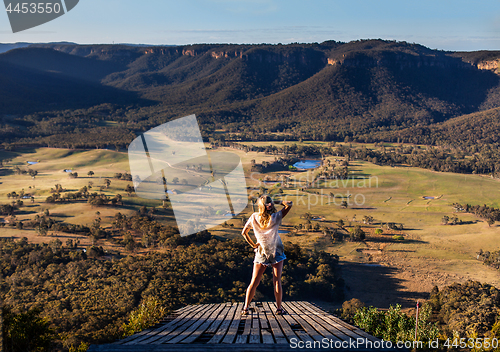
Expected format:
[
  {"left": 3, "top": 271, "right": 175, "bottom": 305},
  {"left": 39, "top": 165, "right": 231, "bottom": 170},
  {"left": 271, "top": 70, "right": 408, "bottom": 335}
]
[{"left": 2, "top": 39, "right": 500, "bottom": 146}]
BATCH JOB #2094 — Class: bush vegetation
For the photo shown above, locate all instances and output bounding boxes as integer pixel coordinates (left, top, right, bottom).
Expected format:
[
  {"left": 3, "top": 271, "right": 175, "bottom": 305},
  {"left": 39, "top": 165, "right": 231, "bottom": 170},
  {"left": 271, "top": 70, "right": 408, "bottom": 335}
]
[{"left": 0, "top": 237, "right": 343, "bottom": 350}]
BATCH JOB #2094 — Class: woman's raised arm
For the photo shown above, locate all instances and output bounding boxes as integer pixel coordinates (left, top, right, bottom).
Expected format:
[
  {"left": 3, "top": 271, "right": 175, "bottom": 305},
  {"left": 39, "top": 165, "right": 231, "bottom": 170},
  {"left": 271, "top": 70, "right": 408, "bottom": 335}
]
[{"left": 280, "top": 201, "right": 292, "bottom": 218}]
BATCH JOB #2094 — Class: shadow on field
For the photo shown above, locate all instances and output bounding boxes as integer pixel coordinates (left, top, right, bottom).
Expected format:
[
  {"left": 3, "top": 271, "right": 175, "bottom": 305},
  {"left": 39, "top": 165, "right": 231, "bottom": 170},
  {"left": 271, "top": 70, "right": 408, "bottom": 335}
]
[
  {"left": 0, "top": 169, "right": 13, "bottom": 176},
  {"left": 49, "top": 213, "right": 73, "bottom": 218},
  {"left": 341, "top": 261, "right": 429, "bottom": 308},
  {"left": 386, "top": 249, "right": 416, "bottom": 253},
  {"left": 368, "top": 237, "right": 427, "bottom": 244},
  {"left": 348, "top": 173, "right": 371, "bottom": 178}
]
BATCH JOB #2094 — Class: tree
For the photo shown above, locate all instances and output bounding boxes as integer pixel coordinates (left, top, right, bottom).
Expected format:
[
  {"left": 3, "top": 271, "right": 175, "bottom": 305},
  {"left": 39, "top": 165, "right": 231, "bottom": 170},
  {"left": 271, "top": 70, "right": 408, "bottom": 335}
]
[
  {"left": 342, "top": 298, "right": 365, "bottom": 321},
  {"left": 87, "top": 171, "right": 94, "bottom": 177},
  {"left": 104, "top": 179, "right": 111, "bottom": 188},
  {"left": 362, "top": 215, "right": 374, "bottom": 224},
  {"left": 114, "top": 194, "right": 123, "bottom": 205},
  {"left": 441, "top": 215, "right": 449, "bottom": 225},
  {"left": 3, "top": 307, "right": 54, "bottom": 352},
  {"left": 125, "top": 184, "right": 134, "bottom": 196},
  {"left": 28, "top": 169, "right": 38, "bottom": 179},
  {"left": 172, "top": 177, "right": 179, "bottom": 185},
  {"left": 487, "top": 217, "right": 495, "bottom": 227},
  {"left": 349, "top": 225, "right": 365, "bottom": 241}
]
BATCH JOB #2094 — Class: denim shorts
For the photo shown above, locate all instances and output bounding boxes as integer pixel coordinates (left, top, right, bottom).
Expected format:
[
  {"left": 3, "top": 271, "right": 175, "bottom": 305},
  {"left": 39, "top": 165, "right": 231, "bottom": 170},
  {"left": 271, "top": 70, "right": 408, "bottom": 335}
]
[{"left": 254, "top": 246, "right": 286, "bottom": 266}]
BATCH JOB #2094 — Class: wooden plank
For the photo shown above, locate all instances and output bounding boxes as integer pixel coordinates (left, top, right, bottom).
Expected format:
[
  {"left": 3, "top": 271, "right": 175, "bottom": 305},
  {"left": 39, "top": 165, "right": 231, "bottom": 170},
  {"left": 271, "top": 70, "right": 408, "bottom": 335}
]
[
  {"left": 167, "top": 303, "right": 222, "bottom": 344},
  {"left": 181, "top": 303, "right": 229, "bottom": 344},
  {"left": 259, "top": 304, "right": 276, "bottom": 344},
  {"left": 249, "top": 306, "right": 261, "bottom": 344},
  {"left": 144, "top": 304, "right": 213, "bottom": 345},
  {"left": 174, "top": 304, "right": 196, "bottom": 314},
  {"left": 295, "top": 301, "right": 361, "bottom": 340},
  {"left": 119, "top": 304, "right": 207, "bottom": 345},
  {"left": 292, "top": 301, "right": 354, "bottom": 341},
  {"left": 269, "top": 302, "right": 309, "bottom": 343},
  {"left": 287, "top": 301, "right": 342, "bottom": 342},
  {"left": 281, "top": 302, "right": 323, "bottom": 342},
  {"left": 333, "top": 316, "right": 382, "bottom": 341},
  {"left": 311, "top": 301, "right": 381, "bottom": 341},
  {"left": 300, "top": 301, "right": 381, "bottom": 342},
  {"left": 207, "top": 303, "right": 238, "bottom": 344},
  {"left": 262, "top": 302, "right": 287, "bottom": 344},
  {"left": 147, "top": 304, "right": 215, "bottom": 345},
  {"left": 221, "top": 303, "right": 244, "bottom": 344},
  {"left": 235, "top": 304, "right": 253, "bottom": 344},
  {"left": 205, "top": 304, "right": 231, "bottom": 334}
]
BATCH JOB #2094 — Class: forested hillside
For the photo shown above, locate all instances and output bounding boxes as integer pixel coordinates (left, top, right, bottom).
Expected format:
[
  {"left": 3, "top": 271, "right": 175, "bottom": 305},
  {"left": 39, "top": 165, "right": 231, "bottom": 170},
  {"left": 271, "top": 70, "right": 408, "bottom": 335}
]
[
  {"left": 2, "top": 40, "right": 500, "bottom": 148},
  {"left": 0, "top": 237, "right": 343, "bottom": 350}
]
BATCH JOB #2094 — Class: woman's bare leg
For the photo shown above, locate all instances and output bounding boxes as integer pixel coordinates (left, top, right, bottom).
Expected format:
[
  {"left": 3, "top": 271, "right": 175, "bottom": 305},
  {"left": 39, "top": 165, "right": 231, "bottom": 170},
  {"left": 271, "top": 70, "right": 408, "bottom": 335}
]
[
  {"left": 244, "top": 262, "right": 267, "bottom": 309},
  {"left": 272, "top": 260, "right": 284, "bottom": 309}
]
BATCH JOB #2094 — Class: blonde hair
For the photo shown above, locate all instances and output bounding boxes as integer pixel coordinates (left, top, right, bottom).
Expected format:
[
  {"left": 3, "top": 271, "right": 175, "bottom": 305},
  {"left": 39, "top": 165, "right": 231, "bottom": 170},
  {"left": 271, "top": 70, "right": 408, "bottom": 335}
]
[{"left": 257, "top": 194, "right": 276, "bottom": 228}]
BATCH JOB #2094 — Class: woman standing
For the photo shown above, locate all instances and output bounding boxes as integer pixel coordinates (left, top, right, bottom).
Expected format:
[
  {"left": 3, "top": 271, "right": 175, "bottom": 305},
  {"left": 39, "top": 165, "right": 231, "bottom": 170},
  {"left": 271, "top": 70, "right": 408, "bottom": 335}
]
[{"left": 241, "top": 194, "right": 292, "bottom": 315}]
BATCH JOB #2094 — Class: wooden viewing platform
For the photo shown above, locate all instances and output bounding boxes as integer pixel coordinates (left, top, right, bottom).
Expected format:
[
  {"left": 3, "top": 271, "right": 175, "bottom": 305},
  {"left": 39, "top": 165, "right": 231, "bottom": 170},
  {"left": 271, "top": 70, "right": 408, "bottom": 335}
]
[{"left": 88, "top": 301, "right": 406, "bottom": 351}]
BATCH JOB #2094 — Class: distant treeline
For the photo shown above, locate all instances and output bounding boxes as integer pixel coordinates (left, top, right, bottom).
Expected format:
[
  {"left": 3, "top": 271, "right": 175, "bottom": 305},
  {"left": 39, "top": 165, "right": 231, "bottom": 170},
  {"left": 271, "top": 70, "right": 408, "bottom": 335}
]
[
  {"left": 230, "top": 141, "right": 500, "bottom": 177},
  {"left": 453, "top": 203, "right": 500, "bottom": 222}
]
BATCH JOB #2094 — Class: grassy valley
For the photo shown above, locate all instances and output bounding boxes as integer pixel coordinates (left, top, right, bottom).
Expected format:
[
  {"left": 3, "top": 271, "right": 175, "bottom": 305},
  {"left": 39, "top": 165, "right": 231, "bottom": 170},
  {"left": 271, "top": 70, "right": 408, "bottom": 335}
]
[{"left": 2, "top": 144, "right": 500, "bottom": 296}]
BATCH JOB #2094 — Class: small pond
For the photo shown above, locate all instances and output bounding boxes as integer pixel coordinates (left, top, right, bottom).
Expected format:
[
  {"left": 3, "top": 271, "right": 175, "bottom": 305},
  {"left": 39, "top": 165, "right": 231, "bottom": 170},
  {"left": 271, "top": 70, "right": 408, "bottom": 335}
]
[
  {"left": 27, "top": 161, "right": 38, "bottom": 165},
  {"left": 64, "top": 169, "right": 72, "bottom": 173},
  {"left": 292, "top": 160, "right": 321, "bottom": 169},
  {"left": 423, "top": 196, "right": 435, "bottom": 200}
]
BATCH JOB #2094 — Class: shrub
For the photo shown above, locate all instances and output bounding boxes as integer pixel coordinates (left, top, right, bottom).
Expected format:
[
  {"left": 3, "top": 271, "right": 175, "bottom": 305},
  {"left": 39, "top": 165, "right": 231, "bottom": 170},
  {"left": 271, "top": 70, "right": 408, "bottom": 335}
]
[
  {"left": 121, "top": 296, "right": 166, "bottom": 338},
  {"left": 341, "top": 298, "right": 364, "bottom": 321},
  {"left": 353, "top": 303, "right": 438, "bottom": 344}
]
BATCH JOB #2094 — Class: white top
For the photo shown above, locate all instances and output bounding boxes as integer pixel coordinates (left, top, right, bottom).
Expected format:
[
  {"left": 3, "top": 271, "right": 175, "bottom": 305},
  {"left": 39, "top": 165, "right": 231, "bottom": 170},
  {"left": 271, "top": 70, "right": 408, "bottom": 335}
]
[{"left": 244, "top": 210, "right": 284, "bottom": 258}]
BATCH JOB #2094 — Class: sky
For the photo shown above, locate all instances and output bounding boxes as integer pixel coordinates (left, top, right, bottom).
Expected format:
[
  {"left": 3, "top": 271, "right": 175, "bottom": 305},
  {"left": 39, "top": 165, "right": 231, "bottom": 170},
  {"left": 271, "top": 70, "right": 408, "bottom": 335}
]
[{"left": 1, "top": 0, "right": 500, "bottom": 51}]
